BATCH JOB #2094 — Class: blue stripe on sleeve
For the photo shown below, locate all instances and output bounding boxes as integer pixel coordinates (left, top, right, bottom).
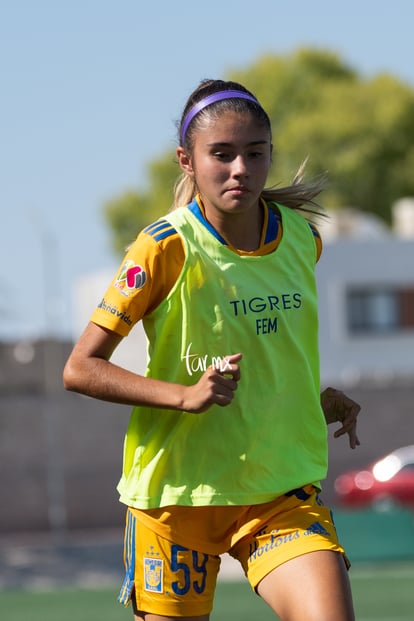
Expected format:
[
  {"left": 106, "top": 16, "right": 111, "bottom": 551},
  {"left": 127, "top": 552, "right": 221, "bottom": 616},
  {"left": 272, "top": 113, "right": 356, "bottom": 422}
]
[{"left": 144, "top": 219, "right": 177, "bottom": 242}]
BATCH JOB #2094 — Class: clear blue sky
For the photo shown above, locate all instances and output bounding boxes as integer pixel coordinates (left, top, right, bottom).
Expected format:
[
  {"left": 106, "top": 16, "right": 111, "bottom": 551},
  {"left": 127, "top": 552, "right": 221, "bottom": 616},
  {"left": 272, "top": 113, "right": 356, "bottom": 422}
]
[{"left": 1, "top": 1, "right": 413, "bottom": 341}]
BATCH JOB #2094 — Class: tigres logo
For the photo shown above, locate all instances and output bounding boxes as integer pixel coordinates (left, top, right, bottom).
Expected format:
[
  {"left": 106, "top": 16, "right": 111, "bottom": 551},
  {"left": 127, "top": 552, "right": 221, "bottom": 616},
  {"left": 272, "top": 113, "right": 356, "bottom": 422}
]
[{"left": 144, "top": 558, "right": 163, "bottom": 593}]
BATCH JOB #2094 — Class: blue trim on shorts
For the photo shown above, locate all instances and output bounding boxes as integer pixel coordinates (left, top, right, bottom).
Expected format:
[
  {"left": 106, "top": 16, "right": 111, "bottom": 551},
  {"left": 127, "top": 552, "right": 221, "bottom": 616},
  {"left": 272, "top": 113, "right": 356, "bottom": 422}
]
[
  {"left": 285, "top": 487, "right": 312, "bottom": 501},
  {"left": 118, "top": 510, "right": 136, "bottom": 607}
]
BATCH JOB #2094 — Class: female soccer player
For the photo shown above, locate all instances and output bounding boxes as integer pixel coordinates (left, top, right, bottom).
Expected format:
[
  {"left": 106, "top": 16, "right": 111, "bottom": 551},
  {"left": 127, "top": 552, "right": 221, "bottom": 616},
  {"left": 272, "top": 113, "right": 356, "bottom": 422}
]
[{"left": 63, "top": 78, "right": 360, "bottom": 621}]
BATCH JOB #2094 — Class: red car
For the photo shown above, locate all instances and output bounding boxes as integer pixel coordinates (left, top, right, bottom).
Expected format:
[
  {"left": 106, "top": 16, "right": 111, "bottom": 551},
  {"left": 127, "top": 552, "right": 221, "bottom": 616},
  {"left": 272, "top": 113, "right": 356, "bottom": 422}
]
[{"left": 334, "top": 446, "right": 414, "bottom": 509}]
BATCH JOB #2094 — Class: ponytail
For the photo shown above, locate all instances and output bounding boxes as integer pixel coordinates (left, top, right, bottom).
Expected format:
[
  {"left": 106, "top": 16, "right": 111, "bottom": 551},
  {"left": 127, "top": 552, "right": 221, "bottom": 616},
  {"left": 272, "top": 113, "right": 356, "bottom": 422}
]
[
  {"left": 261, "top": 160, "right": 326, "bottom": 219},
  {"left": 172, "top": 173, "right": 198, "bottom": 210}
]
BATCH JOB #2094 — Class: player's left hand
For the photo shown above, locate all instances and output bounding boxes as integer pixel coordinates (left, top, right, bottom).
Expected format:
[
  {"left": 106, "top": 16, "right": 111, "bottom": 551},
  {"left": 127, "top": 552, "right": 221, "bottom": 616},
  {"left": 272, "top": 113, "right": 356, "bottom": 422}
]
[{"left": 321, "top": 387, "right": 361, "bottom": 449}]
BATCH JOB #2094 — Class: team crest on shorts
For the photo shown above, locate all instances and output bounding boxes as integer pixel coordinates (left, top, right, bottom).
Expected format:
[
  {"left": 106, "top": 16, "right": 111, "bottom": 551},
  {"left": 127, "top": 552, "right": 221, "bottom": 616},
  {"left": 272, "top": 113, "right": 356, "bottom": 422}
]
[{"left": 144, "top": 557, "right": 163, "bottom": 593}]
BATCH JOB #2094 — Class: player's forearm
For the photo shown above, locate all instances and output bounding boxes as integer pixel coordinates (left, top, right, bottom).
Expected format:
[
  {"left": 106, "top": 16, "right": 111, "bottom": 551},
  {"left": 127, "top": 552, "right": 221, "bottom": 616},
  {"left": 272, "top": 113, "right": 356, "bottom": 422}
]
[{"left": 63, "top": 356, "right": 186, "bottom": 410}]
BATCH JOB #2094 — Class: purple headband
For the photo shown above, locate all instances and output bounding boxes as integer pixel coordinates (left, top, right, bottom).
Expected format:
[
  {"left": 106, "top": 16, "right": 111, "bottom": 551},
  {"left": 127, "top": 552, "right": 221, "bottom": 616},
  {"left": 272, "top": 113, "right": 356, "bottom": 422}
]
[{"left": 180, "top": 89, "right": 260, "bottom": 144}]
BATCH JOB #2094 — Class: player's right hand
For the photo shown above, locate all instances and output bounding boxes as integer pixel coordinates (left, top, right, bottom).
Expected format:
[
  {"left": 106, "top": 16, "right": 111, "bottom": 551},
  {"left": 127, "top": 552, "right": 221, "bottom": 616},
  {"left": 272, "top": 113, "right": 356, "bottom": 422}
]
[{"left": 180, "top": 353, "right": 242, "bottom": 413}]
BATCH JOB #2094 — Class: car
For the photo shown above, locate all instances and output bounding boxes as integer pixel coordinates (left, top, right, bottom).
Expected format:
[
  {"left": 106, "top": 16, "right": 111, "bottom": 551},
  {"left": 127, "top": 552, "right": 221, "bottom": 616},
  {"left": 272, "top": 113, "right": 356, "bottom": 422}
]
[{"left": 334, "top": 445, "right": 414, "bottom": 510}]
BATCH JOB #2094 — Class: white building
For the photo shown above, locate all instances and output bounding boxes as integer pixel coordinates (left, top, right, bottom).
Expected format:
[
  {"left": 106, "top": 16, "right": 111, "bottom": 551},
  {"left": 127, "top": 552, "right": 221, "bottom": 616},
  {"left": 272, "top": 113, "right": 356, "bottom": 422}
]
[
  {"left": 72, "top": 198, "right": 414, "bottom": 387},
  {"left": 317, "top": 199, "right": 414, "bottom": 386}
]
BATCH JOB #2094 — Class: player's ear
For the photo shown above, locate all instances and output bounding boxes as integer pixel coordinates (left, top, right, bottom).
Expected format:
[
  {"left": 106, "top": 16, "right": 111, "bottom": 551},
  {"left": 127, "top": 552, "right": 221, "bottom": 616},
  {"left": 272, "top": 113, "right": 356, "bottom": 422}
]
[{"left": 176, "top": 147, "right": 194, "bottom": 177}]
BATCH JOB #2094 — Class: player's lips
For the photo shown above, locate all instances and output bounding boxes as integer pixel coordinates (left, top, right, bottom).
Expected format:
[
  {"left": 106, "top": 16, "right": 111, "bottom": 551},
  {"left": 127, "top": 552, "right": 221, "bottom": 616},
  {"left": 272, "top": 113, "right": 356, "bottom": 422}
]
[{"left": 226, "top": 186, "right": 249, "bottom": 195}]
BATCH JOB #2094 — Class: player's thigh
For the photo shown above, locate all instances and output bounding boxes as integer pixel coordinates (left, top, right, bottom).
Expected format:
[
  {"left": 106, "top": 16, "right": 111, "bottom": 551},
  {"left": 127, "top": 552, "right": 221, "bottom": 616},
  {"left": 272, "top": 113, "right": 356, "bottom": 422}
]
[{"left": 257, "top": 550, "right": 355, "bottom": 621}]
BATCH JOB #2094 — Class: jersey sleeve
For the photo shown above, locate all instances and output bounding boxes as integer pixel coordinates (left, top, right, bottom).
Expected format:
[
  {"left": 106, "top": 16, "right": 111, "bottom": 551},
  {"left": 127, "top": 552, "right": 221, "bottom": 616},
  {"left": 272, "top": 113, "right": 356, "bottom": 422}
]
[
  {"left": 309, "top": 223, "right": 322, "bottom": 262},
  {"left": 90, "top": 222, "right": 185, "bottom": 337}
]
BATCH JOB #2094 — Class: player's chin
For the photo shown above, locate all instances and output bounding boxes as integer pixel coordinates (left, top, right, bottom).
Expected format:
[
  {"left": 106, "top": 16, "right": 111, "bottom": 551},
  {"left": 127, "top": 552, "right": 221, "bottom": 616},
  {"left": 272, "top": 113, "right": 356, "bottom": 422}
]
[{"left": 223, "top": 192, "right": 258, "bottom": 210}]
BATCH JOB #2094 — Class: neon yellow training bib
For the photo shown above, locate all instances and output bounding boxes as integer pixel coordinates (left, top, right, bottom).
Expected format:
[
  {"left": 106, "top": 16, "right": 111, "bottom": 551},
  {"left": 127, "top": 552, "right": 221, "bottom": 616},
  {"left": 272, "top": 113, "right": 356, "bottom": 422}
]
[{"left": 117, "top": 202, "right": 327, "bottom": 509}]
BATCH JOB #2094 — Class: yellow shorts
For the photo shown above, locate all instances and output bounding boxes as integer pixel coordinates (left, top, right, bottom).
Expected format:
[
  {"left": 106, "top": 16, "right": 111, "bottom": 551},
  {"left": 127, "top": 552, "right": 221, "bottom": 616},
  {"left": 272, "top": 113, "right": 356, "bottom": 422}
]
[{"left": 118, "top": 485, "right": 348, "bottom": 617}]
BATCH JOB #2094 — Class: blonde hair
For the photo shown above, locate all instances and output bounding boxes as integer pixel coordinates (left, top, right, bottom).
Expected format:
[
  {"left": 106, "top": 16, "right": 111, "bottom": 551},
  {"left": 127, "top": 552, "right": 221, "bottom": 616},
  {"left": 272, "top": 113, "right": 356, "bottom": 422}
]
[{"left": 172, "top": 79, "right": 326, "bottom": 218}]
